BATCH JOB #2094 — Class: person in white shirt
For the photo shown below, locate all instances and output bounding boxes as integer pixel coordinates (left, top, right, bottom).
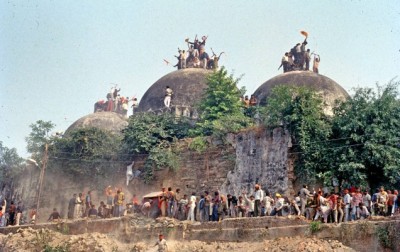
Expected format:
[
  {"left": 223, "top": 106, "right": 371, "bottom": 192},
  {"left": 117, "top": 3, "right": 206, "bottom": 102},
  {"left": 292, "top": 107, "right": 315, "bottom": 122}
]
[
  {"left": 164, "top": 86, "right": 173, "bottom": 108},
  {"left": 243, "top": 193, "right": 255, "bottom": 217},
  {"left": 187, "top": 192, "right": 197, "bottom": 222},
  {"left": 343, "top": 189, "right": 351, "bottom": 222},
  {"left": 271, "top": 194, "right": 286, "bottom": 216},
  {"left": 314, "top": 192, "right": 330, "bottom": 223},
  {"left": 154, "top": 234, "right": 168, "bottom": 252},
  {"left": 253, "top": 184, "right": 264, "bottom": 217},
  {"left": 358, "top": 202, "right": 370, "bottom": 219},
  {"left": 362, "top": 191, "right": 372, "bottom": 213},
  {"left": 263, "top": 192, "right": 274, "bottom": 216}
]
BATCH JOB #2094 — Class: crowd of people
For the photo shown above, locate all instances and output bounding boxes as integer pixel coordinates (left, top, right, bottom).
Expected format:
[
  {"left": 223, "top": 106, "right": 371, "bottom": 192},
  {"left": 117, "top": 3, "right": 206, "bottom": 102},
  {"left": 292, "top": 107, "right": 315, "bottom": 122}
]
[
  {"left": 279, "top": 32, "right": 320, "bottom": 74},
  {"left": 65, "top": 187, "right": 127, "bottom": 221},
  {"left": 94, "top": 86, "right": 138, "bottom": 117},
  {"left": 1, "top": 184, "right": 398, "bottom": 227},
  {"left": 136, "top": 184, "right": 399, "bottom": 224},
  {"left": 0, "top": 200, "right": 24, "bottom": 226},
  {"left": 172, "top": 35, "right": 224, "bottom": 70}
]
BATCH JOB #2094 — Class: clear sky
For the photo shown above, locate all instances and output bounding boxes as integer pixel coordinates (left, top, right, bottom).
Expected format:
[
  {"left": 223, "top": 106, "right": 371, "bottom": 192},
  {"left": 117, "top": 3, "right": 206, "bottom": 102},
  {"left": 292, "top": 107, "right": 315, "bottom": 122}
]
[{"left": 1, "top": 0, "right": 399, "bottom": 158}]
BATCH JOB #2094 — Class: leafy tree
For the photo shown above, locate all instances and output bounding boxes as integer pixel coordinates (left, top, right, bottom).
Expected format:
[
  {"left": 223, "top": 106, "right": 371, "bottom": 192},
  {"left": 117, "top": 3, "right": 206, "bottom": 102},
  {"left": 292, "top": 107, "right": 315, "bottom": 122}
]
[
  {"left": 122, "top": 112, "right": 191, "bottom": 182},
  {"left": 260, "top": 85, "right": 332, "bottom": 183},
  {"left": 25, "top": 120, "right": 55, "bottom": 162},
  {"left": 123, "top": 112, "right": 191, "bottom": 154},
  {"left": 53, "top": 128, "right": 122, "bottom": 160},
  {"left": 51, "top": 127, "right": 122, "bottom": 177},
  {"left": 0, "top": 141, "right": 24, "bottom": 185},
  {"left": 192, "top": 67, "right": 252, "bottom": 136},
  {"left": 330, "top": 82, "right": 400, "bottom": 188}
]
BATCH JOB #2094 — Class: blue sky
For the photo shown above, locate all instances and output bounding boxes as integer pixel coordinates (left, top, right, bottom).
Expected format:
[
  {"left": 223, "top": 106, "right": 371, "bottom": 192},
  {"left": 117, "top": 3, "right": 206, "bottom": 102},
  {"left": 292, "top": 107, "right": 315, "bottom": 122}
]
[{"left": 1, "top": 0, "right": 399, "bottom": 157}]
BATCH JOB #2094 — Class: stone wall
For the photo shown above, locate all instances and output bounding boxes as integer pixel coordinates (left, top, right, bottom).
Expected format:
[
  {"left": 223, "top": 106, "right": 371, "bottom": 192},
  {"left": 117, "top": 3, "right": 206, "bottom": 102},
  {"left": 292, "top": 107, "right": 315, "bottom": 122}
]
[
  {"left": 12, "top": 126, "right": 294, "bottom": 223},
  {"left": 221, "top": 127, "right": 294, "bottom": 196}
]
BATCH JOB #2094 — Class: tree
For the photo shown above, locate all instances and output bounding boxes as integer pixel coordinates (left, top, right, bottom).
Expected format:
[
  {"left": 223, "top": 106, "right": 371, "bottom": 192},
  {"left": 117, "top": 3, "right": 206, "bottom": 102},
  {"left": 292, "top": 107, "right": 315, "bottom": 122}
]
[
  {"left": 260, "top": 85, "right": 332, "bottom": 183},
  {"left": 122, "top": 112, "right": 191, "bottom": 182},
  {"left": 25, "top": 120, "right": 55, "bottom": 162},
  {"left": 0, "top": 141, "right": 24, "bottom": 178},
  {"left": 50, "top": 127, "right": 123, "bottom": 188},
  {"left": 192, "top": 67, "right": 252, "bottom": 136},
  {"left": 123, "top": 112, "right": 191, "bottom": 154},
  {"left": 0, "top": 142, "right": 24, "bottom": 196},
  {"left": 331, "top": 82, "right": 400, "bottom": 188}
]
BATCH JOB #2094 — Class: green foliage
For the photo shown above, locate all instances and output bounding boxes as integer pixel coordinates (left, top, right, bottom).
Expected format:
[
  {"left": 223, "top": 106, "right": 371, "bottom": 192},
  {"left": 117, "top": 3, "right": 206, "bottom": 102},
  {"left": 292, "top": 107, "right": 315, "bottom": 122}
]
[
  {"left": 0, "top": 141, "right": 24, "bottom": 184},
  {"left": 260, "top": 85, "right": 332, "bottom": 182},
  {"left": 123, "top": 112, "right": 191, "bottom": 154},
  {"left": 309, "top": 221, "right": 321, "bottom": 234},
  {"left": 211, "top": 114, "right": 254, "bottom": 140},
  {"left": 25, "top": 120, "right": 55, "bottom": 162},
  {"left": 141, "top": 141, "right": 180, "bottom": 183},
  {"left": 331, "top": 81, "right": 400, "bottom": 187},
  {"left": 50, "top": 127, "right": 122, "bottom": 178},
  {"left": 123, "top": 113, "right": 189, "bottom": 182},
  {"left": 192, "top": 67, "right": 252, "bottom": 136},
  {"left": 43, "top": 244, "right": 70, "bottom": 252},
  {"left": 53, "top": 127, "right": 121, "bottom": 160},
  {"left": 376, "top": 223, "right": 400, "bottom": 249},
  {"left": 188, "top": 136, "right": 209, "bottom": 153},
  {"left": 149, "top": 142, "right": 180, "bottom": 171},
  {"left": 261, "top": 81, "right": 400, "bottom": 188}
]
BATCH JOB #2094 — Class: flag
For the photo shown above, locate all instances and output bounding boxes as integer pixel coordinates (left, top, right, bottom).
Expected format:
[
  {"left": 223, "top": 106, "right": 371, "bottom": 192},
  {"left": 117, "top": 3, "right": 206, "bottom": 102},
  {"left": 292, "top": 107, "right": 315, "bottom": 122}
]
[{"left": 300, "top": 30, "right": 308, "bottom": 37}]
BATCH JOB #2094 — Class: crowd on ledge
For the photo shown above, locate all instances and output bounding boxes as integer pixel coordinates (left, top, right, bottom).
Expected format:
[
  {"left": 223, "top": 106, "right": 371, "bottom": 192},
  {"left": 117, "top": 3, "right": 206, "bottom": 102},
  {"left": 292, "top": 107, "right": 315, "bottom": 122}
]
[
  {"left": 94, "top": 86, "right": 138, "bottom": 117},
  {"left": 1, "top": 184, "right": 398, "bottom": 227}
]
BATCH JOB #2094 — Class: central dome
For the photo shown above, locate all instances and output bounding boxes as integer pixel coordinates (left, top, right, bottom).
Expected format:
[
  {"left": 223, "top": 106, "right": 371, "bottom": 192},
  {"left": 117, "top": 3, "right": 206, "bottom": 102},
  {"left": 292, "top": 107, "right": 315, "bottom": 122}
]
[
  {"left": 253, "top": 71, "right": 349, "bottom": 114},
  {"left": 138, "top": 68, "right": 210, "bottom": 113}
]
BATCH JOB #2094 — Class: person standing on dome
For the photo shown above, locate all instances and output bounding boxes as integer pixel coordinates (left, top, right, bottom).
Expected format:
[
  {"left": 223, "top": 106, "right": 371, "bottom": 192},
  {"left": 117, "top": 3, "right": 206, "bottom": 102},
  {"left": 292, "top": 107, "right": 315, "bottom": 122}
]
[
  {"left": 305, "top": 49, "right": 311, "bottom": 71},
  {"left": 164, "top": 86, "right": 173, "bottom": 108},
  {"left": 279, "top": 52, "right": 290, "bottom": 73},
  {"left": 313, "top": 54, "right": 320, "bottom": 74}
]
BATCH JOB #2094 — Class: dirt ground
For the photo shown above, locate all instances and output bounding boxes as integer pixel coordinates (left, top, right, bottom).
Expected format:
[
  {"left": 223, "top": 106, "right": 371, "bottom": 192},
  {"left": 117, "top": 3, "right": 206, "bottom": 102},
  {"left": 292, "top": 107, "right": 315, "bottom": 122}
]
[{"left": 0, "top": 227, "right": 355, "bottom": 252}]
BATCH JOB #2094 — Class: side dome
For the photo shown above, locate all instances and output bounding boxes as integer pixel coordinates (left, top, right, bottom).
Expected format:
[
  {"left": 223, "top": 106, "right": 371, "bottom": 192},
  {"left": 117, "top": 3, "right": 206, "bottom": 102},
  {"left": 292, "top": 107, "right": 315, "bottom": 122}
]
[
  {"left": 254, "top": 71, "right": 349, "bottom": 114},
  {"left": 65, "top": 112, "right": 128, "bottom": 136},
  {"left": 138, "top": 68, "right": 210, "bottom": 114}
]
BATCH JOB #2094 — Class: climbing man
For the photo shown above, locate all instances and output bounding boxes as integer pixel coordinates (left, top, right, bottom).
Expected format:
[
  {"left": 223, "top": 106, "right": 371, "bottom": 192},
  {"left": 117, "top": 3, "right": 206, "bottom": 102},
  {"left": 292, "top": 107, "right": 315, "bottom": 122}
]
[{"left": 164, "top": 86, "right": 173, "bottom": 108}]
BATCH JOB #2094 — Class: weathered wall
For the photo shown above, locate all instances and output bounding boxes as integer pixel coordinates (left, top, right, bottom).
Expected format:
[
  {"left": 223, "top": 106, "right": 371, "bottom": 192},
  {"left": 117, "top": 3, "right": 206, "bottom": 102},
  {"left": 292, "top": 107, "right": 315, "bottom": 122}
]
[
  {"left": 221, "top": 127, "right": 294, "bottom": 196},
  {"left": 13, "top": 126, "right": 294, "bottom": 222}
]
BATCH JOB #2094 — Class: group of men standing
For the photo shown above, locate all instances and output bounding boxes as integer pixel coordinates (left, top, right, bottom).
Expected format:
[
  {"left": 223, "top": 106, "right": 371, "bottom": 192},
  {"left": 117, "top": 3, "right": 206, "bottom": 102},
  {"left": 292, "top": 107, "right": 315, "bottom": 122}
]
[
  {"left": 94, "top": 86, "right": 138, "bottom": 117},
  {"left": 67, "top": 188, "right": 126, "bottom": 220},
  {"left": 279, "top": 38, "right": 320, "bottom": 73},
  {"left": 0, "top": 200, "right": 23, "bottom": 226},
  {"left": 174, "top": 35, "right": 222, "bottom": 70}
]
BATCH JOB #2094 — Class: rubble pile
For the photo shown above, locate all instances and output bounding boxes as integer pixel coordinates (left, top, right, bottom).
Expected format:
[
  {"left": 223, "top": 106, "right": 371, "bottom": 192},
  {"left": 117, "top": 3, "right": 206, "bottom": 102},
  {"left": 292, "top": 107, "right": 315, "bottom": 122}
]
[
  {"left": 263, "top": 237, "right": 355, "bottom": 252},
  {"left": 0, "top": 227, "right": 122, "bottom": 252},
  {"left": 0, "top": 226, "right": 355, "bottom": 252}
]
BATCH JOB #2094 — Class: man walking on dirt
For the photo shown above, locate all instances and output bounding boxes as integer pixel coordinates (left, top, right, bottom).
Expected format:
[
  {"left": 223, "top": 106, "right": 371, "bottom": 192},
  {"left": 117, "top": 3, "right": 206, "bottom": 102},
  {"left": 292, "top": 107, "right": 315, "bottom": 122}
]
[{"left": 154, "top": 234, "right": 168, "bottom": 252}]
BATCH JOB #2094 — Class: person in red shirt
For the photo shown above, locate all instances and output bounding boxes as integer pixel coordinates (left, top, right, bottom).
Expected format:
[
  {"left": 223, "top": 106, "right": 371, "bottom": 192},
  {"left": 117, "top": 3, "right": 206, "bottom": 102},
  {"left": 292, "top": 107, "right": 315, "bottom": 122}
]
[{"left": 328, "top": 192, "right": 338, "bottom": 223}]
